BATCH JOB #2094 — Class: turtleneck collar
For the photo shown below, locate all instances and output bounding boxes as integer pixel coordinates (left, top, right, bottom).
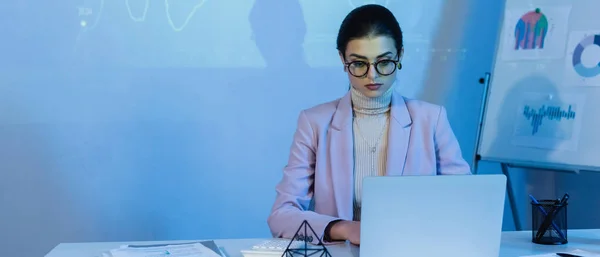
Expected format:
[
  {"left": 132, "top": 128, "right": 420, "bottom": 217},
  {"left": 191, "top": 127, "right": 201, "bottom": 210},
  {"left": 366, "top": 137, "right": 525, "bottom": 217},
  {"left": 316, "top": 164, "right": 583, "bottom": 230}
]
[{"left": 351, "top": 84, "right": 393, "bottom": 115}]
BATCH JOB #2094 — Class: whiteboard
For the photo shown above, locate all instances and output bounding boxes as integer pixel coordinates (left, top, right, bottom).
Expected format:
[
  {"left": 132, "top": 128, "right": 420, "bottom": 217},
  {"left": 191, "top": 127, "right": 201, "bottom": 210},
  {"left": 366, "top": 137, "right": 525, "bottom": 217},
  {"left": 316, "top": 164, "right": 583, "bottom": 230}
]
[{"left": 477, "top": 0, "right": 600, "bottom": 172}]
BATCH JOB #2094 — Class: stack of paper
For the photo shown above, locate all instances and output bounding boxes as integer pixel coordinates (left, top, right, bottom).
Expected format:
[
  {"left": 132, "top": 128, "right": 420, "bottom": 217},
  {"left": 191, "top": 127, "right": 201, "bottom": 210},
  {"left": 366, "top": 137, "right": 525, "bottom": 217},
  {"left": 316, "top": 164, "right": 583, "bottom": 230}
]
[
  {"left": 102, "top": 241, "right": 224, "bottom": 257},
  {"left": 521, "top": 249, "right": 600, "bottom": 257}
]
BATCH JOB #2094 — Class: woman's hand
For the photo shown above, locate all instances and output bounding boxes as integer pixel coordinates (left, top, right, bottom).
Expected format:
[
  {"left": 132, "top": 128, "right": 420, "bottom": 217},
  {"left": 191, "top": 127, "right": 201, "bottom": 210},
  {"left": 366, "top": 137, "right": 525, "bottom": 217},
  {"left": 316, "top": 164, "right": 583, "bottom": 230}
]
[{"left": 329, "top": 220, "right": 361, "bottom": 245}]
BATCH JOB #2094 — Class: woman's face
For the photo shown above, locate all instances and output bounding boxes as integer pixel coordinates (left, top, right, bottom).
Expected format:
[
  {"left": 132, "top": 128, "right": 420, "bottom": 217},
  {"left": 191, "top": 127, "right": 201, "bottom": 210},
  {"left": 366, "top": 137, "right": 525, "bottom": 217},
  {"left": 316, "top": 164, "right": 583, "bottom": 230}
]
[{"left": 339, "top": 35, "right": 402, "bottom": 98}]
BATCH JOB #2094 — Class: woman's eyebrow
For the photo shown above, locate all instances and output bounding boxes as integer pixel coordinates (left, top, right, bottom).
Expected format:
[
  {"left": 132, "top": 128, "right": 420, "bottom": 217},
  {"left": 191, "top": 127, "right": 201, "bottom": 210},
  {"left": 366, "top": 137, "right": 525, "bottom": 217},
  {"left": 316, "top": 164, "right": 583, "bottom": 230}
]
[{"left": 348, "top": 51, "right": 393, "bottom": 59}]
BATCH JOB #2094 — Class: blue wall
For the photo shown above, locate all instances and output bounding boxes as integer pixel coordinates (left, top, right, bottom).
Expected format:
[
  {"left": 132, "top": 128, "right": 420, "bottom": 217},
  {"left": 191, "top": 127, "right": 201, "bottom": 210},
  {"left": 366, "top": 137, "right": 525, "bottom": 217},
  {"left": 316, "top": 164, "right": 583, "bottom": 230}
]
[{"left": 1, "top": 1, "right": 599, "bottom": 257}]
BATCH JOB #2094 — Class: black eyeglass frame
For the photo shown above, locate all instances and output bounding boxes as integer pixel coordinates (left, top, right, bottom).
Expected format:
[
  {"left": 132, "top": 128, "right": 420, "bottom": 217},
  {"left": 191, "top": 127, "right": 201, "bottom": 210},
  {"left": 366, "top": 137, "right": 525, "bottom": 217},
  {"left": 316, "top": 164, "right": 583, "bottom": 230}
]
[{"left": 344, "top": 56, "right": 401, "bottom": 77}]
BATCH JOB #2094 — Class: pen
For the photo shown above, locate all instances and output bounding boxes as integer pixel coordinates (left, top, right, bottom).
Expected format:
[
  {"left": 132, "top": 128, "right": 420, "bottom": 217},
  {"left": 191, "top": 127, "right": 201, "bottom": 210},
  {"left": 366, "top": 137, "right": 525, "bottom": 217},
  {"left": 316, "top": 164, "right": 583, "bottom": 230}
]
[{"left": 556, "top": 253, "right": 582, "bottom": 257}]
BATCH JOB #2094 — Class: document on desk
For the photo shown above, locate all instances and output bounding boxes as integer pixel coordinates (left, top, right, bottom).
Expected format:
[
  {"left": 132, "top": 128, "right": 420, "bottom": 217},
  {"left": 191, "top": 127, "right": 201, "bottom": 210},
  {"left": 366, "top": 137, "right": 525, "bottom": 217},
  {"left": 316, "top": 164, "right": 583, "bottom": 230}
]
[
  {"left": 521, "top": 249, "right": 600, "bottom": 257},
  {"left": 102, "top": 241, "right": 223, "bottom": 257}
]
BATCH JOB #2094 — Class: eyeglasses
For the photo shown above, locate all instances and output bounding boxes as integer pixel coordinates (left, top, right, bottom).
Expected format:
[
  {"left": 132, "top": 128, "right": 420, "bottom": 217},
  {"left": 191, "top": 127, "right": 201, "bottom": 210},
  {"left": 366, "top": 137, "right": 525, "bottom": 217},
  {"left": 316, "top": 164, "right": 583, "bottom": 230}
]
[{"left": 345, "top": 59, "right": 399, "bottom": 77}]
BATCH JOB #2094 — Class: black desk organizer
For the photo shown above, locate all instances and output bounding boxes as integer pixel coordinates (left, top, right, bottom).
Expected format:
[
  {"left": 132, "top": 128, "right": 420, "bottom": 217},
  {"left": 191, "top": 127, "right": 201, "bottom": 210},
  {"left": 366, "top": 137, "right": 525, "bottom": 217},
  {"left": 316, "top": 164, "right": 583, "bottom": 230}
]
[{"left": 531, "top": 198, "right": 568, "bottom": 245}]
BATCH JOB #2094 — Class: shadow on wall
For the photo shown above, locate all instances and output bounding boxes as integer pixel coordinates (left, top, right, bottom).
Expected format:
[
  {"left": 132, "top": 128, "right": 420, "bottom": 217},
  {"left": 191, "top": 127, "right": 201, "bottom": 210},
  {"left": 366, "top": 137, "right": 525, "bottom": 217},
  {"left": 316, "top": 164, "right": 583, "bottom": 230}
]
[
  {"left": 0, "top": 128, "right": 67, "bottom": 257},
  {"left": 554, "top": 170, "right": 600, "bottom": 229},
  {"left": 0, "top": 72, "right": 161, "bottom": 256},
  {"left": 417, "top": 0, "right": 469, "bottom": 106},
  {"left": 489, "top": 74, "right": 561, "bottom": 158},
  {"left": 152, "top": 0, "right": 341, "bottom": 240},
  {"left": 250, "top": 0, "right": 308, "bottom": 70},
  {"left": 412, "top": 0, "right": 499, "bottom": 170},
  {"left": 0, "top": 89, "right": 83, "bottom": 256},
  {"left": 437, "top": 0, "right": 504, "bottom": 167},
  {"left": 485, "top": 75, "right": 561, "bottom": 231}
]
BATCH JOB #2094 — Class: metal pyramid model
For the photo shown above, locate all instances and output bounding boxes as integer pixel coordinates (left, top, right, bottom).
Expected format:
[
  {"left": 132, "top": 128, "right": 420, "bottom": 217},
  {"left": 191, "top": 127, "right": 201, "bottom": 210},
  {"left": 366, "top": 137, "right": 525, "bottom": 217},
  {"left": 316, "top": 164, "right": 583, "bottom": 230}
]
[{"left": 282, "top": 220, "right": 332, "bottom": 257}]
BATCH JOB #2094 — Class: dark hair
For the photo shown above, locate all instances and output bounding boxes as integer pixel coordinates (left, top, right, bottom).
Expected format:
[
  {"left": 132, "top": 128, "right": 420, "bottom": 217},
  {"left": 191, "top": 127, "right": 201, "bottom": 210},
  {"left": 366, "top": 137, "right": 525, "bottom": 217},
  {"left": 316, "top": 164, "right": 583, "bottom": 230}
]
[{"left": 336, "top": 4, "right": 403, "bottom": 59}]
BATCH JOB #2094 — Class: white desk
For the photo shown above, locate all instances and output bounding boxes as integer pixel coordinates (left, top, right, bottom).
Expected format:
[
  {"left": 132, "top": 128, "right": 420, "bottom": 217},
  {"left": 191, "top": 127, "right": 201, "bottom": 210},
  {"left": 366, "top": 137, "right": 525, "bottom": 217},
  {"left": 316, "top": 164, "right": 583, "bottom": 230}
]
[{"left": 45, "top": 229, "right": 600, "bottom": 257}]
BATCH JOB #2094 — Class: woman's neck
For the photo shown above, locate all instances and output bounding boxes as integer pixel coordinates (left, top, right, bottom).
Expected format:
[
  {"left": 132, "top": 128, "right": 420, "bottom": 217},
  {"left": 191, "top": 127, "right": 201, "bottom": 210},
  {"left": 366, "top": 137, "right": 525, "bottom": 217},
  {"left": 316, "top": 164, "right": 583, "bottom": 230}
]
[{"left": 351, "top": 85, "right": 393, "bottom": 115}]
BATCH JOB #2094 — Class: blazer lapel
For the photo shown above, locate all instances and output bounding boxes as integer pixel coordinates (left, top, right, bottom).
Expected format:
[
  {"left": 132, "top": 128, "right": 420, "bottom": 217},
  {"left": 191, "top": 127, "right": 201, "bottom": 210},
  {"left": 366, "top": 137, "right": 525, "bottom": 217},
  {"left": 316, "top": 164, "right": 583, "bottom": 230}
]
[
  {"left": 328, "top": 91, "right": 354, "bottom": 220},
  {"left": 386, "top": 92, "right": 412, "bottom": 176}
]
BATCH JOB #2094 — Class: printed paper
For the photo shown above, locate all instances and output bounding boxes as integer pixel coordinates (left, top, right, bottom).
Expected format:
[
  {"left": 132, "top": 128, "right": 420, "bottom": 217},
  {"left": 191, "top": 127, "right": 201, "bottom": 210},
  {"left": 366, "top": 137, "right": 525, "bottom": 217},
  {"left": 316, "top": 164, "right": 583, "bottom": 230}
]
[
  {"left": 511, "top": 92, "right": 585, "bottom": 151},
  {"left": 564, "top": 30, "right": 600, "bottom": 86},
  {"left": 500, "top": 6, "right": 571, "bottom": 61}
]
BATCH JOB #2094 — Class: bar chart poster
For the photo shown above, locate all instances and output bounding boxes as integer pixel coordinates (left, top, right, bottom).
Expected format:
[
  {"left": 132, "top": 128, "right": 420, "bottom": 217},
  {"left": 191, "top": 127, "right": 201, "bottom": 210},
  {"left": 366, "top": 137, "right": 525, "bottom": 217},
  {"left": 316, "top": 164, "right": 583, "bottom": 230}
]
[
  {"left": 511, "top": 92, "right": 585, "bottom": 151},
  {"left": 500, "top": 6, "right": 571, "bottom": 61},
  {"left": 564, "top": 31, "right": 600, "bottom": 86}
]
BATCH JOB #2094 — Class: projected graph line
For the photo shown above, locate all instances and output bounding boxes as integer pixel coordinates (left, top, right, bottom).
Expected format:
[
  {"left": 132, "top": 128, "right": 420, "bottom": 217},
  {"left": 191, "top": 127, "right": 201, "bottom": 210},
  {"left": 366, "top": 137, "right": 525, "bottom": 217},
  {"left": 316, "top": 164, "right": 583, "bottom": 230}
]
[
  {"left": 125, "top": 0, "right": 207, "bottom": 31},
  {"left": 125, "top": 0, "right": 149, "bottom": 22},
  {"left": 74, "top": 0, "right": 206, "bottom": 61},
  {"left": 522, "top": 104, "right": 576, "bottom": 135},
  {"left": 74, "top": 0, "right": 105, "bottom": 59},
  {"left": 78, "top": 0, "right": 104, "bottom": 32},
  {"left": 79, "top": 0, "right": 207, "bottom": 32},
  {"left": 165, "top": 0, "right": 207, "bottom": 32},
  {"left": 125, "top": 0, "right": 207, "bottom": 32}
]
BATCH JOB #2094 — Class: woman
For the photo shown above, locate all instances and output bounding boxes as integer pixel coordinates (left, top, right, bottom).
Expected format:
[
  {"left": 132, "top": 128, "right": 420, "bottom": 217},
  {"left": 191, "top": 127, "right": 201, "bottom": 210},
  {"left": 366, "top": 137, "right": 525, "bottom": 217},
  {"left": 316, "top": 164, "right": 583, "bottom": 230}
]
[{"left": 267, "top": 4, "right": 471, "bottom": 245}]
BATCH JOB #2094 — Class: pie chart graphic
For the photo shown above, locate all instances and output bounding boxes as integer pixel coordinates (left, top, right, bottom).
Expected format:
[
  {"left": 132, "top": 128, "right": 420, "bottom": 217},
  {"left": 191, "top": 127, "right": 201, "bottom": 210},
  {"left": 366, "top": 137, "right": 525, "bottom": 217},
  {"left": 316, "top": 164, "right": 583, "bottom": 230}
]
[{"left": 572, "top": 34, "right": 600, "bottom": 78}]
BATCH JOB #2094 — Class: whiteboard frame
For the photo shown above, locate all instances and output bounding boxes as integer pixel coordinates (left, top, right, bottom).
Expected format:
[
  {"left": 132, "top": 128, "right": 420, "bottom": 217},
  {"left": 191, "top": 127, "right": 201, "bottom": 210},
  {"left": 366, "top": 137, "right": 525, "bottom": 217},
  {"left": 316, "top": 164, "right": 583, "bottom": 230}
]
[
  {"left": 472, "top": 0, "right": 600, "bottom": 175},
  {"left": 470, "top": 0, "right": 600, "bottom": 232},
  {"left": 472, "top": 72, "right": 491, "bottom": 174},
  {"left": 471, "top": 0, "right": 508, "bottom": 175}
]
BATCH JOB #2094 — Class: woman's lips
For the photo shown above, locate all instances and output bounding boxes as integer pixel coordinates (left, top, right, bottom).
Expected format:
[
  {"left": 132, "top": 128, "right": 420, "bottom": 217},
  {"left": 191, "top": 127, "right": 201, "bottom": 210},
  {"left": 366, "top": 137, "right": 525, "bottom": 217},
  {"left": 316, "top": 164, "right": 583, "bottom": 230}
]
[{"left": 365, "top": 83, "right": 382, "bottom": 90}]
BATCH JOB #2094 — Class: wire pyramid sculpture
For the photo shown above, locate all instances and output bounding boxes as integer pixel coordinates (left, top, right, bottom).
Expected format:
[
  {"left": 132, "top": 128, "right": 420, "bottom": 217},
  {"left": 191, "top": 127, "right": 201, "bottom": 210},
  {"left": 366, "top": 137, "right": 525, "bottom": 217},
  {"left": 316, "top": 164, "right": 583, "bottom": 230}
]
[{"left": 282, "top": 220, "right": 332, "bottom": 257}]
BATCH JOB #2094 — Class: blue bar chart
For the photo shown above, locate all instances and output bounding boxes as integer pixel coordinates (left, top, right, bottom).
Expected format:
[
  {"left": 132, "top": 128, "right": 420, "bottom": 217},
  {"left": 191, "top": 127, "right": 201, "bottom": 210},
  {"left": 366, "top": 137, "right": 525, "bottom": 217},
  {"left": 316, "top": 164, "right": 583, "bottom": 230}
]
[
  {"left": 512, "top": 92, "right": 585, "bottom": 151},
  {"left": 522, "top": 104, "right": 576, "bottom": 136}
]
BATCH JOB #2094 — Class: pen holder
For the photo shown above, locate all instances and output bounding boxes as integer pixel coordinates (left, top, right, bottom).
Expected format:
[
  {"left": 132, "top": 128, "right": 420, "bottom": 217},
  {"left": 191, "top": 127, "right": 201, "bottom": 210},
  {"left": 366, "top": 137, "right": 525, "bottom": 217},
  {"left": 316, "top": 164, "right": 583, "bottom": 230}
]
[{"left": 531, "top": 199, "right": 568, "bottom": 245}]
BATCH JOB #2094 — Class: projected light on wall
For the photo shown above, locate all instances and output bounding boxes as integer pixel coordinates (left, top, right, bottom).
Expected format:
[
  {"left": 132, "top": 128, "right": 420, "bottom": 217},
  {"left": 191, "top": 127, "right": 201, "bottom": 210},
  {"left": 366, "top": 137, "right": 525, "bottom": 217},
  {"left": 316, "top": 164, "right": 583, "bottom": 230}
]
[
  {"left": 77, "top": 0, "right": 207, "bottom": 32},
  {"left": 73, "top": 0, "right": 265, "bottom": 68}
]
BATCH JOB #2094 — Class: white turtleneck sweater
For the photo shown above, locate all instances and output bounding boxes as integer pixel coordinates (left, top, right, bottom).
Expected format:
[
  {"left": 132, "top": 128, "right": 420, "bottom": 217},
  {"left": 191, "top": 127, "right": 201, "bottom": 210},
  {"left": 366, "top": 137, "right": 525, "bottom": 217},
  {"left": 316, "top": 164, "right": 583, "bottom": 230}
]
[{"left": 351, "top": 86, "right": 393, "bottom": 221}]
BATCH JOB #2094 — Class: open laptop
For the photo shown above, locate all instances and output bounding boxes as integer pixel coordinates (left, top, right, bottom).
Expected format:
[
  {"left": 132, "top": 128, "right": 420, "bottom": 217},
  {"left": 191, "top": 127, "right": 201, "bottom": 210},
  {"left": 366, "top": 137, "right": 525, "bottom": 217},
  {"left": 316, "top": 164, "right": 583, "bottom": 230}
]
[{"left": 359, "top": 174, "right": 507, "bottom": 257}]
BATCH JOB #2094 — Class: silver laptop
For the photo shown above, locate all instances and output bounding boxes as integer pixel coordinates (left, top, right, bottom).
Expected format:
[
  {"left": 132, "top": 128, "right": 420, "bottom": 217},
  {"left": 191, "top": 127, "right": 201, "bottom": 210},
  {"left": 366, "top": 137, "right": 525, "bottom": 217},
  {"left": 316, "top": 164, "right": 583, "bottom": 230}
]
[{"left": 359, "top": 174, "right": 506, "bottom": 257}]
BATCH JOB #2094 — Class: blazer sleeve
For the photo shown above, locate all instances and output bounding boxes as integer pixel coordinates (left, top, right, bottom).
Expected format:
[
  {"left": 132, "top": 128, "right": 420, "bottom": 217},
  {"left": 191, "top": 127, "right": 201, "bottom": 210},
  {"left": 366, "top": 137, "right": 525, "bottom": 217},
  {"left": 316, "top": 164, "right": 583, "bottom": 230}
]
[
  {"left": 267, "top": 110, "right": 340, "bottom": 244},
  {"left": 434, "top": 106, "right": 472, "bottom": 175}
]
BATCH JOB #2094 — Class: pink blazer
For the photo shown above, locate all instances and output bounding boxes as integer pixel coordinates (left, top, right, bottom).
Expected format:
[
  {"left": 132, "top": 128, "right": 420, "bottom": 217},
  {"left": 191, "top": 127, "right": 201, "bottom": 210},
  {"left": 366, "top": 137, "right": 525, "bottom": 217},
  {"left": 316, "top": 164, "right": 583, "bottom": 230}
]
[{"left": 267, "top": 90, "right": 471, "bottom": 244}]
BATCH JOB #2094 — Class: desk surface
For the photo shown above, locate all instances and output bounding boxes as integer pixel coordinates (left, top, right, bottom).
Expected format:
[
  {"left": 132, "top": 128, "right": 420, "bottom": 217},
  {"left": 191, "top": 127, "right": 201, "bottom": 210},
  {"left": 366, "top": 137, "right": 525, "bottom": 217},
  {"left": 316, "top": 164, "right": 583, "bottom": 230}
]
[{"left": 46, "top": 229, "right": 600, "bottom": 257}]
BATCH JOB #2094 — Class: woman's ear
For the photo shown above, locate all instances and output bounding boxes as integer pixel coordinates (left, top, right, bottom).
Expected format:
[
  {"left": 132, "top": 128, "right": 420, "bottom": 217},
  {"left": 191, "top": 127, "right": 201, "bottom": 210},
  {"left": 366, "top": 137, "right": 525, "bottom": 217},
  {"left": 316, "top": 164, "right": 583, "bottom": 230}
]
[
  {"left": 399, "top": 47, "right": 404, "bottom": 62},
  {"left": 397, "top": 47, "right": 404, "bottom": 69},
  {"left": 339, "top": 51, "right": 347, "bottom": 72}
]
